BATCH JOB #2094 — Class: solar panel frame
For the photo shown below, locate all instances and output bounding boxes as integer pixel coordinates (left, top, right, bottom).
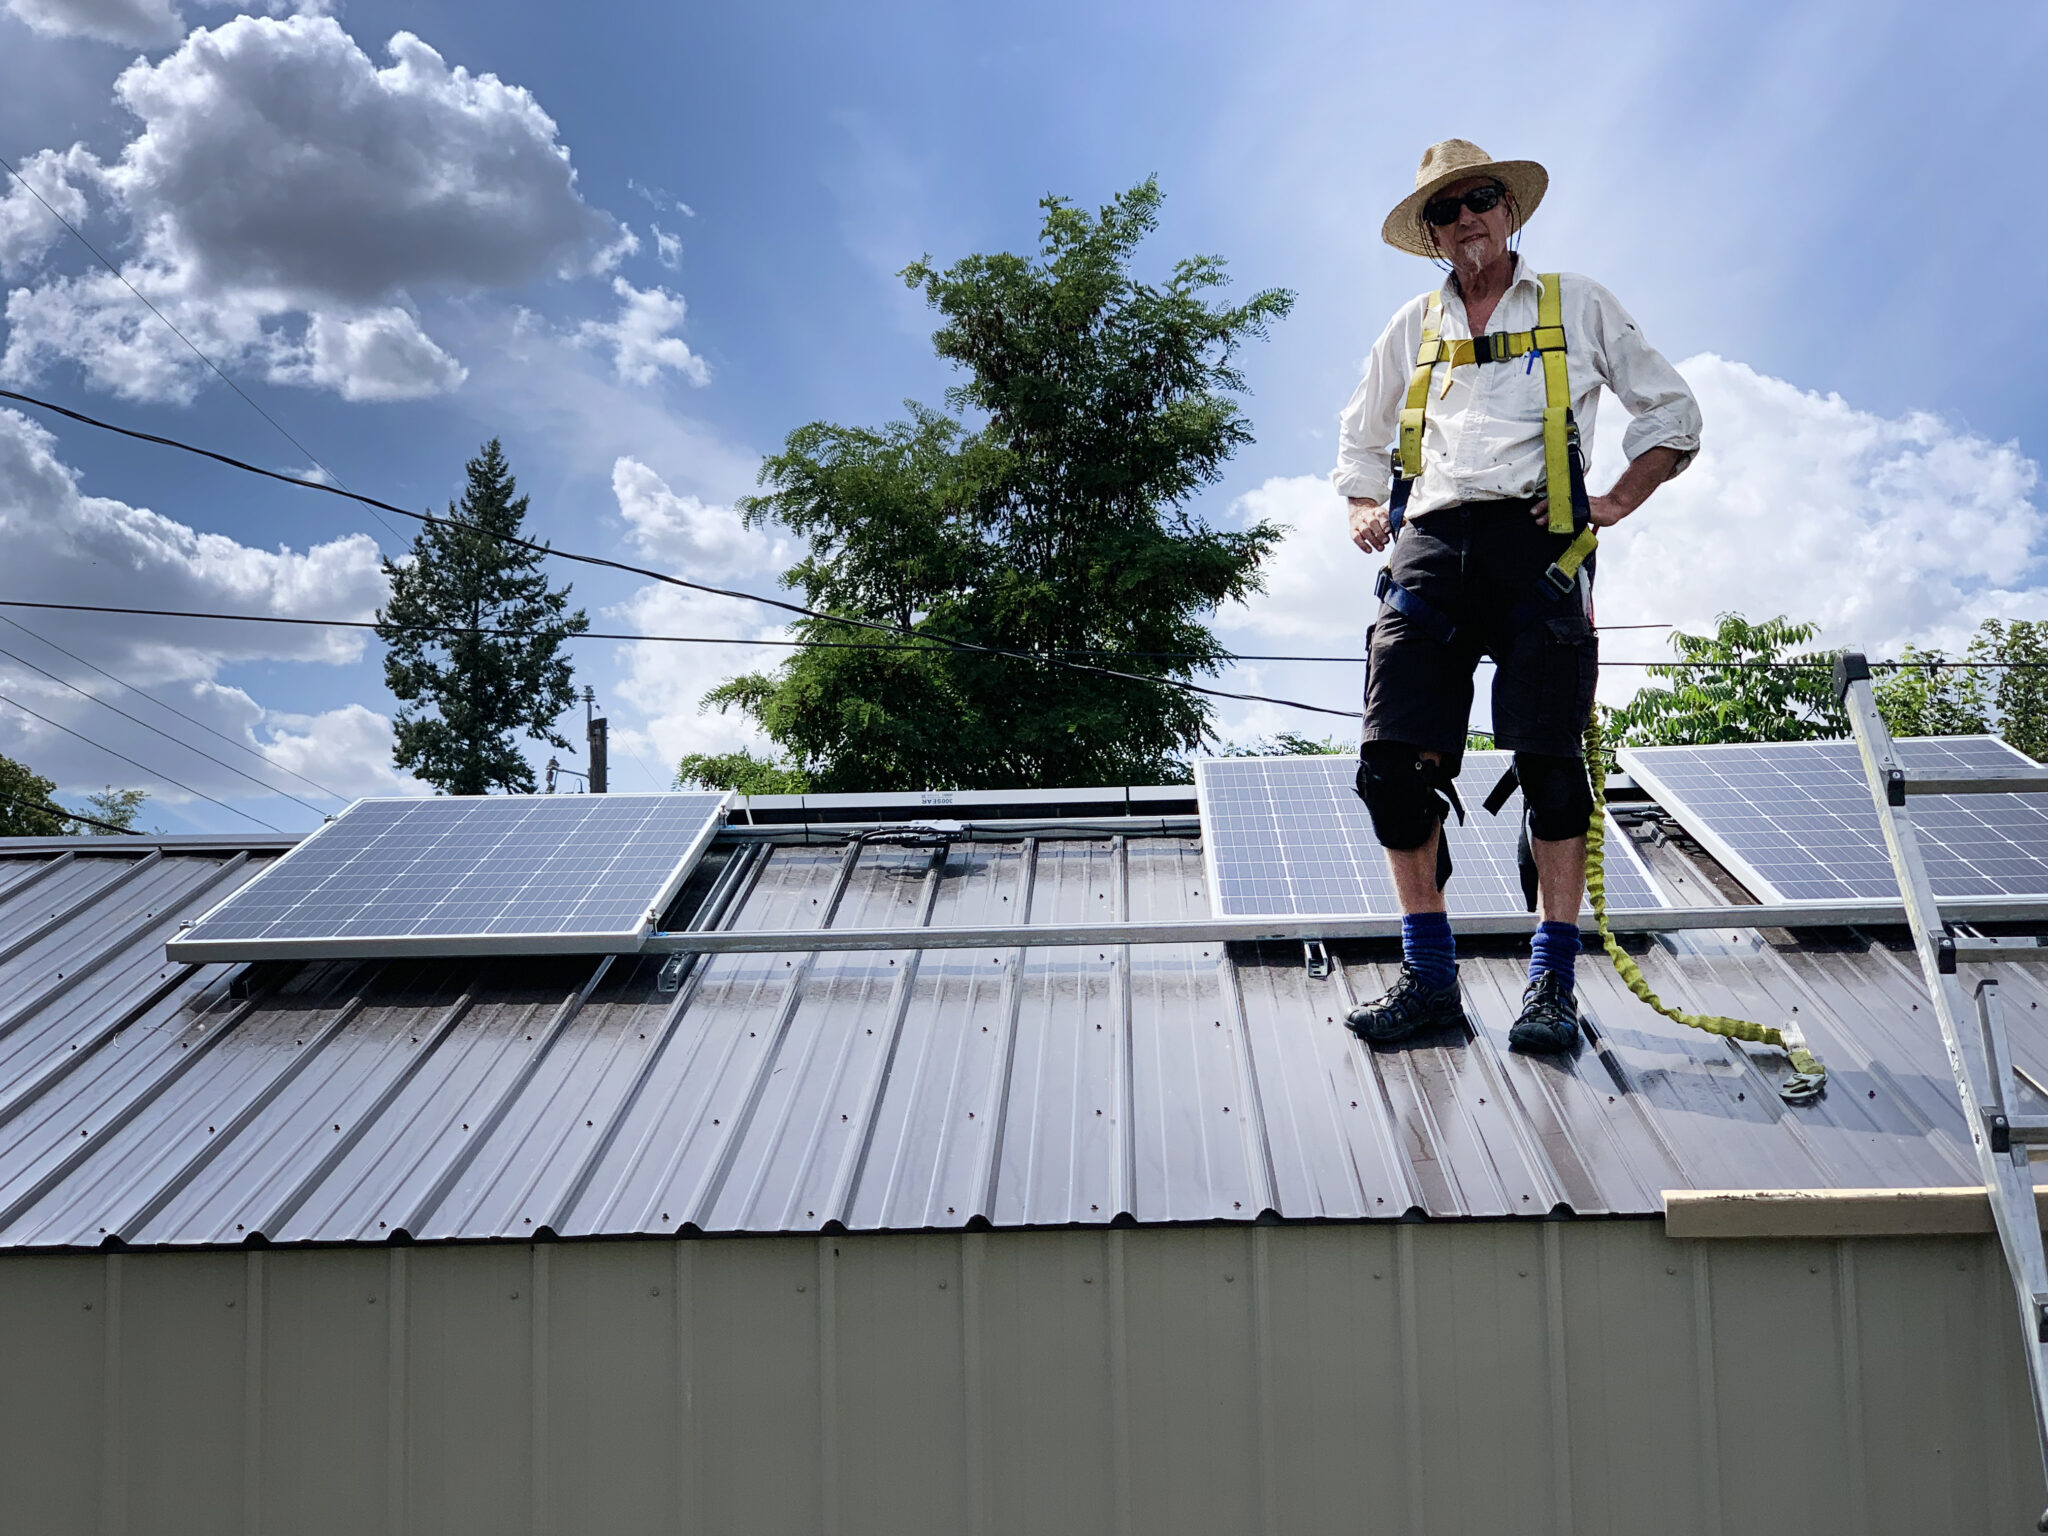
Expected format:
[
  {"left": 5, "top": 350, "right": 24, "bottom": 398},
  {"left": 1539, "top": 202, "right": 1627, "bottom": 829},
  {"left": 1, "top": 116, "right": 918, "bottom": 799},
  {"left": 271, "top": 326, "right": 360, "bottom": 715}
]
[
  {"left": 167, "top": 791, "right": 733, "bottom": 962},
  {"left": 1619, "top": 736, "right": 2048, "bottom": 905},
  {"left": 1193, "top": 752, "right": 1666, "bottom": 919}
]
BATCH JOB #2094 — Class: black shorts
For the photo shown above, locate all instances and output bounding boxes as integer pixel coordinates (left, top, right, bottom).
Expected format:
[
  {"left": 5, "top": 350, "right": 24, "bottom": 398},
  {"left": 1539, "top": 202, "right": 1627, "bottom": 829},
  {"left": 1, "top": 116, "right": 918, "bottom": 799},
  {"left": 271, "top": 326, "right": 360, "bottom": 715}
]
[{"left": 1361, "top": 498, "right": 1598, "bottom": 769}]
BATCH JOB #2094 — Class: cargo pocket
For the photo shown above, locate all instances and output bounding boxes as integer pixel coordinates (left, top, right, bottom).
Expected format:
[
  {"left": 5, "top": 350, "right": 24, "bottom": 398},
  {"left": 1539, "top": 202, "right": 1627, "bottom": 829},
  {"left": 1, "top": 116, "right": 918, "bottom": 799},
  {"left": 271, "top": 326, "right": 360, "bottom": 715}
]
[{"left": 1539, "top": 613, "right": 1600, "bottom": 742}]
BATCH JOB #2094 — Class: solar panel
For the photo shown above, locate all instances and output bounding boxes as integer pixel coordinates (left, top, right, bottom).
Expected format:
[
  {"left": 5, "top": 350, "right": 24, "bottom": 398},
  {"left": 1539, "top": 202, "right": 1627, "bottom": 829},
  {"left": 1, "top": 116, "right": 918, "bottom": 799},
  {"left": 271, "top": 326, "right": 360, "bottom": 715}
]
[
  {"left": 1194, "top": 752, "right": 1665, "bottom": 918},
  {"left": 1618, "top": 736, "right": 2048, "bottom": 902},
  {"left": 168, "top": 792, "right": 731, "bottom": 961}
]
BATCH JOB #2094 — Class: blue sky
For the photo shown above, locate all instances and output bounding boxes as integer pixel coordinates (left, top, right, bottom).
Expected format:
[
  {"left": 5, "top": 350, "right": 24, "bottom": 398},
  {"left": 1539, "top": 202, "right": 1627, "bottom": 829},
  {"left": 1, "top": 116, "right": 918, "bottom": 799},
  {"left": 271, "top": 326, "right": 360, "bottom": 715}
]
[{"left": 0, "top": 0, "right": 2043, "bottom": 830}]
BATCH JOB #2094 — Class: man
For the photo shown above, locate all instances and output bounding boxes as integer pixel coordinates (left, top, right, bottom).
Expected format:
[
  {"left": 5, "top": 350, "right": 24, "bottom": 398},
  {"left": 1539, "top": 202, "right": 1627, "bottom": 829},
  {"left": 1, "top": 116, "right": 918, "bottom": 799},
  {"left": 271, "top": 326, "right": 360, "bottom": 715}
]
[{"left": 1332, "top": 139, "right": 1701, "bottom": 1053}]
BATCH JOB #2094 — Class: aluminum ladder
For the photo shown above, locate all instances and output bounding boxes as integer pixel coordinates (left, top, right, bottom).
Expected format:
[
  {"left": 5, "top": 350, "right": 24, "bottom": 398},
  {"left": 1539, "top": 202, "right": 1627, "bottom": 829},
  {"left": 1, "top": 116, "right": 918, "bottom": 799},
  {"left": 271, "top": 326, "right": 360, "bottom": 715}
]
[{"left": 1837, "top": 651, "right": 2048, "bottom": 1528}]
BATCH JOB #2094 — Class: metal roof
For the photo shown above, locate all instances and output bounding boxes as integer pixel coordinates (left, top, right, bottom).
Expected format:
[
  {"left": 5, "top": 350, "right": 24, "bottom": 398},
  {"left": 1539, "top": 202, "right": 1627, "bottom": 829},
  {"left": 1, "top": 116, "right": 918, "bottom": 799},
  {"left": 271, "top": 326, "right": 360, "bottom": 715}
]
[{"left": 0, "top": 818, "right": 2041, "bottom": 1251}]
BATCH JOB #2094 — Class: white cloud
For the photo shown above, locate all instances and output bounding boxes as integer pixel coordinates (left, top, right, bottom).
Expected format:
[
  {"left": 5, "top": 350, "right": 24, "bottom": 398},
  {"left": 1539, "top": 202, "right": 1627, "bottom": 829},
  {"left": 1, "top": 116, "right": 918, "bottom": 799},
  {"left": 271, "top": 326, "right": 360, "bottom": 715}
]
[
  {"left": 276, "top": 307, "right": 467, "bottom": 401},
  {"left": 1226, "top": 355, "right": 2045, "bottom": 667},
  {"left": 577, "top": 277, "right": 709, "bottom": 387},
  {"left": 1, "top": 14, "right": 631, "bottom": 402},
  {"left": 257, "top": 704, "right": 424, "bottom": 797},
  {"left": 603, "top": 457, "right": 790, "bottom": 772},
  {"left": 609, "top": 585, "right": 789, "bottom": 772},
  {"left": 611, "top": 456, "right": 776, "bottom": 574},
  {"left": 0, "top": 407, "right": 399, "bottom": 807},
  {"left": 652, "top": 225, "right": 682, "bottom": 270},
  {"left": 2, "top": 0, "right": 182, "bottom": 46},
  {"left": 0, "top": 146, "right": 99, "bottom": 278}
]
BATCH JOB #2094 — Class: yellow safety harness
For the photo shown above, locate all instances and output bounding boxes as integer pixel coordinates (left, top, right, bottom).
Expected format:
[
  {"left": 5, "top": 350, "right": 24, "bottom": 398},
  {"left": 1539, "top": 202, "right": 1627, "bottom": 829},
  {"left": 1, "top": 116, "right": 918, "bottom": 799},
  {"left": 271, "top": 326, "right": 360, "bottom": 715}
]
[{"left": 1382, "top": 273, "right": 1827, "bottom": 1105}]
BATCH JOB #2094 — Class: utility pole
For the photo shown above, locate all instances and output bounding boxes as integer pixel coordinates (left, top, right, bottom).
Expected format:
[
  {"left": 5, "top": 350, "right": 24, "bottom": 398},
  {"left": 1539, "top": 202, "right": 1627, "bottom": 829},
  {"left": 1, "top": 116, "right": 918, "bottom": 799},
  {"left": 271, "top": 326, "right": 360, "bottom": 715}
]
[{"left": 583, "top": 685, "right": 608, "bottom": 794}]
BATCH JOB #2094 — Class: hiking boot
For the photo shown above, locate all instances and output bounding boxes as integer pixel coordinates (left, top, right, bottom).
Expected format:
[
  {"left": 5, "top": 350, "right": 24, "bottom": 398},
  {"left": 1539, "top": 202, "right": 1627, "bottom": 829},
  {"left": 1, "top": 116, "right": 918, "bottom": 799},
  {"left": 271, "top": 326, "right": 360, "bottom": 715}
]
[
  {"left": 1508, "top": 971, "right": 1581, "bottom": 1054},
  {"left": 1346, "top": 963, "right": 1469, "bottom": 1045}
]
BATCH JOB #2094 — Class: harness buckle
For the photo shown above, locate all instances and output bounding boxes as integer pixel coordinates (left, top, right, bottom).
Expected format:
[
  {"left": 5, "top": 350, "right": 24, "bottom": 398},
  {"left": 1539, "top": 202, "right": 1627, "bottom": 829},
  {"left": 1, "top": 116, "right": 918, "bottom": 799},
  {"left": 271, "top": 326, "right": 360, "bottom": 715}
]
[
  {"left": 1374, "top": 566, "right": 1392, "bottom": 601},
  {"left": 1539, "top": 561, "right": 1576, "bottom": 599}
]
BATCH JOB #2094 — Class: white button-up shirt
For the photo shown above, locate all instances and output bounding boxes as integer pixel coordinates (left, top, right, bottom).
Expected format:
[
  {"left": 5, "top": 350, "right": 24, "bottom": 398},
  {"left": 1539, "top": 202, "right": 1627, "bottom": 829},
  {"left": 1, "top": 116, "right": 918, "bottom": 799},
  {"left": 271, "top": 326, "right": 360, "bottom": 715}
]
[{"left": 1330, "top": 255, "right": 1701, "bottom": 518}]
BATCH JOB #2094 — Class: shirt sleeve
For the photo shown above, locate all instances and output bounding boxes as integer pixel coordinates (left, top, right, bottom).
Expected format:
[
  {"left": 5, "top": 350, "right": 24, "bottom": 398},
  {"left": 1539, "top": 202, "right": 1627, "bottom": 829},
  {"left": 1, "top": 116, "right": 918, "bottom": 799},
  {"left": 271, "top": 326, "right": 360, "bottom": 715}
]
[
  {"left": 1579, "top": 279, "right": 1702, "bottom": 475},
  {"left": 1330, "top": 305, "right": 1412, "bottom": 502}
]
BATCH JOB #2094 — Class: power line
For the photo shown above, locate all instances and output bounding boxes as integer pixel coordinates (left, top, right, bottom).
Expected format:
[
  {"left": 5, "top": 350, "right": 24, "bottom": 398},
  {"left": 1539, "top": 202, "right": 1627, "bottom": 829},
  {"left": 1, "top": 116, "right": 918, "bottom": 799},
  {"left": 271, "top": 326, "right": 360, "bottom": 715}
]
[
  {"left": 0, "top": 610, "right": 345, "bottom": 803},
  {"left": 0, "top": 388, "right": 1367, "bottom": 721},
  {"left": 0, "top": 598, "right": 2038, "bottom": 674},
  {"left": 0, "top": 640, "right": 331, "bottom": 814},
  {"left": 0, "top": 690, "right": 281, "bottom": 830},
  {"left": 0, "top": 153, "right": 404, "bottom": 549}
]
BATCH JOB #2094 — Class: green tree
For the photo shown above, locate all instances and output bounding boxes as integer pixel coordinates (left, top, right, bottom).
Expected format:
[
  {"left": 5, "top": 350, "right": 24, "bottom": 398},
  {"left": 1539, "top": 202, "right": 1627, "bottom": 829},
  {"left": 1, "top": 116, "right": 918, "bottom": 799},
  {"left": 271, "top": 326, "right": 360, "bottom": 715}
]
[
  {"left": 1216, "top": 732, "right": 1349, "bottom": 757},
  {"left": 708, "top": 181, "right": 1294, "bottom": 791},
  {"left": 1980, "top": 619, "right": 2048, "bottom": 760},
  {"left": 1611, "top": 613, "right": 1847, "bottom": 745},
  {"left": 675, "top": 749, "right": 813, "bottom": 795},
  {"left": 376, "top": 440, "right": 588, "bottom": 794},
  {"left": 1874, "top": 644, "right": 1991, "bottom": 739},
  {"left": 74, "top": 785, "right": 148, "bottom": 834},
  {"left": 0, "top": 752, "right": 69, "bottom": 835}
]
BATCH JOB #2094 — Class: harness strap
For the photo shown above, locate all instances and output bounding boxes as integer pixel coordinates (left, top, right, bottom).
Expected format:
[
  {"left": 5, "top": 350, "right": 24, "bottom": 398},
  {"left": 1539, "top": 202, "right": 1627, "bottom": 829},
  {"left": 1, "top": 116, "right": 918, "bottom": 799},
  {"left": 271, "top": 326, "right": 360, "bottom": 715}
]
[
  {"left": 1395, "top": 291, "right": 1443, "bottom": 485},
  {"left": 1537, "top": 273, "right": 1577, "bottom": 535},
  {"left": 1374, "top": 566, "right": 1456, "bottom": 645}
]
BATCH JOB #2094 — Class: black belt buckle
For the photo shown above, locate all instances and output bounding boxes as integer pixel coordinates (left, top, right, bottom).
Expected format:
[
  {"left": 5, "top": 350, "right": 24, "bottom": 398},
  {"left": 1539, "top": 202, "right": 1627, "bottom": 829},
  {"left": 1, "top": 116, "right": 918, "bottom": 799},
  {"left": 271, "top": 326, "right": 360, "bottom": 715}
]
[{"left": 1539, "top": 561, "right": 1574, "bottom": 599}]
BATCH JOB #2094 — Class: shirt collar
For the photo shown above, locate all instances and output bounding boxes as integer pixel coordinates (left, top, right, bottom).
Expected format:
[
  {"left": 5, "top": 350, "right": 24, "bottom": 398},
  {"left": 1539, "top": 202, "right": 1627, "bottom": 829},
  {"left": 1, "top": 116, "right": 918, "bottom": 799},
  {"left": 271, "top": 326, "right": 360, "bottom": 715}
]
[{"left": 1445, "top": 252, "right": 1540, "bottom": 308}]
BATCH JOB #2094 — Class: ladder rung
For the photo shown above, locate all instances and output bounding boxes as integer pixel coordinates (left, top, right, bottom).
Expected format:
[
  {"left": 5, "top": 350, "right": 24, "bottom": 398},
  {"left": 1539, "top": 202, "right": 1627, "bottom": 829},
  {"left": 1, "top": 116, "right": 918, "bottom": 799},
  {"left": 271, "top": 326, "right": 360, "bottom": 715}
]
[
  {"left": 1953, "top": 939, "right": 2048, "bottom": 966},
  {"left": 1901, "top": 769, "right": 2048, "bottom": 796}
]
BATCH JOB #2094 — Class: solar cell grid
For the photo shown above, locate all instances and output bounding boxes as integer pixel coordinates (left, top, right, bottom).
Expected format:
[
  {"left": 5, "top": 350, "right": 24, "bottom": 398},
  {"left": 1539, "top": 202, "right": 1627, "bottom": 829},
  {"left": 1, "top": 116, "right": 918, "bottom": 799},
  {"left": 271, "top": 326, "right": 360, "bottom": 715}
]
[
  {"left": 170, "top": 792, "right": 731, "bottom": 959},
  {"left": 1195, "top": 753, "right": 1665, "bottom": 918},
  {"left": 1619, "top": 736, "right": 2048, "bottom": 903}
]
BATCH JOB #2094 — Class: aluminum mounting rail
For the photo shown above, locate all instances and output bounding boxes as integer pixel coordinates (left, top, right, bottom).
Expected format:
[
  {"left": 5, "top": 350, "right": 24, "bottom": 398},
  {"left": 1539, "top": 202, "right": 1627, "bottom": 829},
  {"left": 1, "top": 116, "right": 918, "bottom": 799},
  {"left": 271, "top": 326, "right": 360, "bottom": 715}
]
[
  {"left": 642, "top": 894, "right": 2048, "bottom": 955},
  {"left": 1837, "top": 651, "right": 2048, "bottom": 1532}
]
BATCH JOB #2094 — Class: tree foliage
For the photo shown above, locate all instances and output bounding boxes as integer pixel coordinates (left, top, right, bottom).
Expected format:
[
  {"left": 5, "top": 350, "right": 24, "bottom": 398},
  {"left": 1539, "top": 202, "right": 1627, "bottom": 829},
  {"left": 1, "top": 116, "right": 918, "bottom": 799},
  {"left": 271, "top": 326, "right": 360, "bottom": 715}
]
[
  {"left": 0, "top": 753, "right": 68, "bottom": 836},
  {"left": 77, "top": 786, "right": 148, "bottom": 834},
  {"left": 1216, "top": 732, "right": 1349, "bottom": 757},
  {"left": 675, "top": 749, "right": 813, "bottom": 795},
  {"left": 709, "top": 181, "right": 1294, "bottom": 791},
  {"left": 1610, "top": 614, "right": 1847, "bottom": 745},
  {"left": 1872, "top": 619, "right": 2048, "bottom": 758},
  {"left": 376, "top": 440, "right": 588, "bottom": 794}
]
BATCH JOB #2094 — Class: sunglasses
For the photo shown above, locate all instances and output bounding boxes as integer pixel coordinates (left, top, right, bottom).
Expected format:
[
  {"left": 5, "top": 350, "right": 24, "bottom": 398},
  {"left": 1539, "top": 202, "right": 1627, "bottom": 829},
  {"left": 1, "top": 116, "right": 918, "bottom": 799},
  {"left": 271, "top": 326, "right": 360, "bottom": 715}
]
[{"left": 1422, "top": 183, "right": 1506, "bottom": 227}]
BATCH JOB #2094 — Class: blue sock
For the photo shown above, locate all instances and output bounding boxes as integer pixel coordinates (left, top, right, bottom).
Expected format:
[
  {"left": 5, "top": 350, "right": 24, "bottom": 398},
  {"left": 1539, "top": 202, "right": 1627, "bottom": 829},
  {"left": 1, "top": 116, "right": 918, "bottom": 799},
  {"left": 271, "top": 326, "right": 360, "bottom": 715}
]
[
  {"left": 1530, "top": 921, "right": 1581, "bottom": 990},
  {"left": 1401, "top": 911, "right": 1456, "bottom": 991}
]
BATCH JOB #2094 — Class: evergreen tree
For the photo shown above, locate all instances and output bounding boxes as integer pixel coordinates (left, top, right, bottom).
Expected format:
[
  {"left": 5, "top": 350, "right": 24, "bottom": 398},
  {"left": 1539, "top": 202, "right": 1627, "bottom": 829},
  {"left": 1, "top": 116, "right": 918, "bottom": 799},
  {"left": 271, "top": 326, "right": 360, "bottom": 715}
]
[
  {"left": 709, "top": 181, "right": 1293, "bottom": 791},
  {"left": 376, "top": 440, "right": 588, "bottom": 794}
]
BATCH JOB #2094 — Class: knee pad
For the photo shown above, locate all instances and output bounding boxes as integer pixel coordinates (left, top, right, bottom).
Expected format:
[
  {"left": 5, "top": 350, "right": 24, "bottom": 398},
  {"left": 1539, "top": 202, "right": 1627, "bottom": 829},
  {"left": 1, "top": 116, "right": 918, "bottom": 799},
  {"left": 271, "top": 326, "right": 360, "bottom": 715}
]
[
  {"left": 1355, "top": 741, "right": 1455, "bottom": 851},
  {"left": 1514, "top": 751, "right": 1595, "bottom": 841}
]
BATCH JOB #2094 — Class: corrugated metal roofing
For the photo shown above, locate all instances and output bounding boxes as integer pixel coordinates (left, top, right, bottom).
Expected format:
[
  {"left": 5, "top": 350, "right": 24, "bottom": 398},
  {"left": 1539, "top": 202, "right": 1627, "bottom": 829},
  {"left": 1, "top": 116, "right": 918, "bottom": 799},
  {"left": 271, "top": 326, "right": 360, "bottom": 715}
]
[{"left": 0, "top": 824, "right": 2040, "bottom": 1250}]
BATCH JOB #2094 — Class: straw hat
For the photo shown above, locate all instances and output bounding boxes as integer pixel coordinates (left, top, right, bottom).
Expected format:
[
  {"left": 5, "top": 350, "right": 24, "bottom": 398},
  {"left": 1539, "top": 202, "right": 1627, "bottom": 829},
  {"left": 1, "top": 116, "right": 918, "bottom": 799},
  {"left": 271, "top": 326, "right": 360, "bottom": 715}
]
[{"left": 1381, "top": 139, "right": 1548, "bottom": 258}]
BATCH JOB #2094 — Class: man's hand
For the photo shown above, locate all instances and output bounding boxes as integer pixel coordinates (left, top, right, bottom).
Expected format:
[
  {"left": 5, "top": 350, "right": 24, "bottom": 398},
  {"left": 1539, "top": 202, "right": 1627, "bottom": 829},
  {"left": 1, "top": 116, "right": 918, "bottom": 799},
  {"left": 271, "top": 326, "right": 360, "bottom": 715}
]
[
  {"left": 1349, "top": 497, "right": 1391, "bottom": 553},
  {"left": 1529, "top": 495, "right": 1634, "bottom": 529},
  {"left": 1527, "top": 446, "right": 1687, "bottom": 532}
]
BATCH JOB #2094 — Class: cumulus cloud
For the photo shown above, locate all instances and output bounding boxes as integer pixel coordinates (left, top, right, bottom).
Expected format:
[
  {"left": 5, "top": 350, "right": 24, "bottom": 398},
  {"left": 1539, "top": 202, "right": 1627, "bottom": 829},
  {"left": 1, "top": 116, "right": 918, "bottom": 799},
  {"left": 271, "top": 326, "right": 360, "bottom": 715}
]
[
  {"left": 0, "top": 146, "right": 99, "bottom": 277},
  {"left": 1226, "top": 355, "right": 2045, "bottom": 667},
  {"left": 0, "top": 407, "right": 403, "bottom": 809},
  {"left": 611, "top": 456, "right": 776, "bottom": 574},
  {"left": 602, "top": 457, "right": 790, "bottom": 771},
  {"left": 1, "top": 0, "right": 183, "bottom": 47},
  {"left": 257, "top": 703, "right": 424, "bottom": 798},
  {"left": 2, "top": 13, "right": 633, "bottom": 402},
  {"left": 577, "top": 278, "right": 709, "bottom": 387}
]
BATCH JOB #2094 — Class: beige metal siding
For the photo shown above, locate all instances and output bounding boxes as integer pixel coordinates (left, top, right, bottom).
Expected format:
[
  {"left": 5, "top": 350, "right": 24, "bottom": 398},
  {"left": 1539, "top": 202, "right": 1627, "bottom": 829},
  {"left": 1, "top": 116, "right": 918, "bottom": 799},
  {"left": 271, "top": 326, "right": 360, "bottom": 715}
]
[{"left": 1, "top": 1221, "right": 2041, "bottom": 1535}]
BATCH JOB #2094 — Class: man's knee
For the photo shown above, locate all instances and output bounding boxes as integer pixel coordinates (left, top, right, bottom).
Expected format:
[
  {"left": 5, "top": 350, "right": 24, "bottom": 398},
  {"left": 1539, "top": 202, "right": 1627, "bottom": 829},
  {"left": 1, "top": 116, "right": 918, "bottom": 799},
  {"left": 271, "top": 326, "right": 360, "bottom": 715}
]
[
  {"left": 1355, "top": 741, "right": 1453, "bottom": 850},
  {"left": 1515, "top": 751, "right": 1594, "bottom": 841}
]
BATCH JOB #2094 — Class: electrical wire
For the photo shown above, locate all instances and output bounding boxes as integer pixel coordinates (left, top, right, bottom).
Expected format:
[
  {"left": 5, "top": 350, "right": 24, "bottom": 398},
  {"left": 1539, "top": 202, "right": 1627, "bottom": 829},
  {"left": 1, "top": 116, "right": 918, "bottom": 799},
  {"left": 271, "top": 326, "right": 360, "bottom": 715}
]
[
  {"left": 0, "top": 610, "right": 345, "bottom": 803},
  {"left": 0, "top": 598, "right": 2036, "bottom": 673},
  {"left": 0, "top": 690, "right": 280, "bottom": 830},
  {"left": 0, "top": 154, "right": 405, "bottom": 549},
  {"left": 0, "top": 388, "right": 1368, "bottom": 721},
  {"left": 0, "top": 640, "right": 331, "bottom": 815}
]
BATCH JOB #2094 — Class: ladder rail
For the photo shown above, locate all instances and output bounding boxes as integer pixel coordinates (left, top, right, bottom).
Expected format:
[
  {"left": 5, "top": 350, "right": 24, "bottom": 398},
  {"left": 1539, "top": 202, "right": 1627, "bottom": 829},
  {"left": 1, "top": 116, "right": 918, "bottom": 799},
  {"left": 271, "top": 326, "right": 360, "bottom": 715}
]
[{"left": 1838, "top": 654, "right": 2048, "bottom": 1529}]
